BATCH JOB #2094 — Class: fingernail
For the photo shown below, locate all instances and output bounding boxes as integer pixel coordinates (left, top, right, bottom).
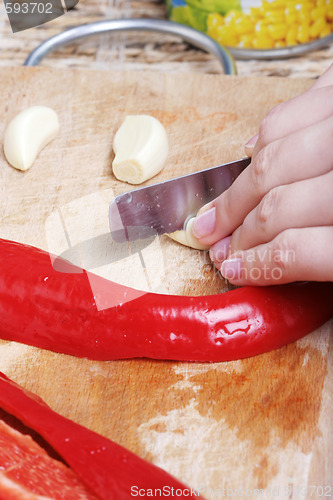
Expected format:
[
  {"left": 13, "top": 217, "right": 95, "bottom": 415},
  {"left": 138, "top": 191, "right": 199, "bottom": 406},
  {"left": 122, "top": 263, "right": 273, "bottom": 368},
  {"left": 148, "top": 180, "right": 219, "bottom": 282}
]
[
  {"left": 209, "top": 236, "right": 231, "bottom": 263},
  {"left": 221, "top": 257, "right": 242, "bottom": 280},
  {"left": 245, "top": 134, "right": 259, "bottom": 156},
  {"left": 245, "top": 133, "right": 258, "bottom": 148},
  {"left": 196, "top": 201, "right": 212, "bottom": 217},
  {"left": 192, "top": 207, "right": 216, "bottom": 239}
]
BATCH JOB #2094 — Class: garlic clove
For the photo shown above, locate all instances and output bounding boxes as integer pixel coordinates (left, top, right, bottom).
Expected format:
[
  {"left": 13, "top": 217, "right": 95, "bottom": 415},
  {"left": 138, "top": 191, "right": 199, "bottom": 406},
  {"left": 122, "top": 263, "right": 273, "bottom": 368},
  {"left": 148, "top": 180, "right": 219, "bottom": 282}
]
[
  {"left": 112, "top": 115, "right": 169, "bottom": 185},
  {"left": 168, "top": 228, "right": 190, "bottom": 248},
  {"left": 4, "top": 106, "right": 60, "bottom": 172},
  {"left": 168, "top": 217, "right": 209, "bottom": 251}
]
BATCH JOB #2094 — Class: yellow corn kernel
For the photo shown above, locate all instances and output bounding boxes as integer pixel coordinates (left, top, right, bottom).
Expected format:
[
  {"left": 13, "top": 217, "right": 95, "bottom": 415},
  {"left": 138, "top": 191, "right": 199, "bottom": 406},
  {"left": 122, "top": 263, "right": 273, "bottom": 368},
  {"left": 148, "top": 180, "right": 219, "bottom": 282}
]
[
  {"left": 326, "top": 7, "right": 333, "bottom": 21},
  {"left": 238, "top": 34, "right": 253, "bottom": 48},
  {"left": 298, "top": 0, "right": 315, "bottom": 10},
  {"left": 297, "top": 23, "right": 310, "bottom": 42},
  {"left": 259, "top": 0, "right": 279, "bottom": 17},
  {"left": 285, "top": 3, "right": 298, "bottom": 24},
  {"left": 215, "top": 24, "right": 231, "bottom": 38},
  {"left": 260, "top": 0, "right": 271, "bottom": 12},
  {"left": 252, "top": 35, "right": 274, "bottom": 48},
  {"left": 285, "top": 11, "right": 298, "bottom": 24},
  {"left": 275, "top": 40, "right": 287, "bottom": 47},
  {"left": 249, "top": 6, "right": 260, "bottom": 16},
  {"left": 255, "top": 20, "right": 270, "bottom": 36},
  {"left": 264, "top": 10, "right": 285, "bottom": 23},
  {"left": 256, "top": 17, "right": 270, "bottom": 26},
  {"left": 234, "top": 16, "right": 254, "bottom": 35},
  {"left": 224, "top": 37, "right": 239, "bottom": 47},
  {"left": 268, "top": 0, "right": 287, "bottom": 9},
  {"left": 215, "top": 25, "right": 239, "bottom": 46},
  {"left": 287, "top": 25, "right": 298, "bottom": 39},
  {"left": 310, "top": 18, "right": 326, "bottom": 38},
  {"left": 311, "top": 6, "right": 327, "bottom": 21},
  {"left": 310, "top": 17, "right": 328, "bottom": 37},
  {"left": 250, "top": 7, "right": 263, "bottom": 20},
  {"left": 285, "top": 3, "right": 297, "bottom": 14},
  {"left": 268, "top": 23, "right": 288, "bottom": 39},
  {"left": 224, "top": 10, "right": 242, "bottom": 25},
  {"left": 319, "top": 22, "right": 332, "bottom": 37},
  {"left": 207, "top": 12, "right": 224, "bottom": 31},
  {"left": 315, "top": 0, "right": 326, "bottom": 5},
  {"left": 298, "top": 8, "right": 311, "bottom": 24}
]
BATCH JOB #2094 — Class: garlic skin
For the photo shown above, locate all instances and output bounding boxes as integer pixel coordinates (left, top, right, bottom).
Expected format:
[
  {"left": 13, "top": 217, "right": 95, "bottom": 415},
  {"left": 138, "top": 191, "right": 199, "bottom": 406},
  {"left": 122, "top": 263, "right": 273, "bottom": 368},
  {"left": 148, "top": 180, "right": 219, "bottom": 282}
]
[
  {"left": 169, "top": 217, "right": 209, "bottom": 251},
  {"left": 112, "top": 115, "right": 169, "bottom": 185},
  {"left": 4, "top": 106, "right": 60, "bottom": 171}
]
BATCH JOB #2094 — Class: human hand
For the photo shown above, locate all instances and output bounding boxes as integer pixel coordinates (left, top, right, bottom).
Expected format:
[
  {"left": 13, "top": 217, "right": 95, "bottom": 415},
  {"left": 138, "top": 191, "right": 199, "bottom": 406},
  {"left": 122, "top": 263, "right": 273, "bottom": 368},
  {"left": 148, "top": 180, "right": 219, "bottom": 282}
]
[{"left": 192, "top": 63, "right": 333, "bottom": 286}]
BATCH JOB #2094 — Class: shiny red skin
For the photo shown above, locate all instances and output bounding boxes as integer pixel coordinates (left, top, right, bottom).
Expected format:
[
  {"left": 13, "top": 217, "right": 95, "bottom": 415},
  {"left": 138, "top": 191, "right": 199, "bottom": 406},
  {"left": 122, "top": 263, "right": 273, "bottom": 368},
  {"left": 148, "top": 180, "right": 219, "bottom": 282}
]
[
  {"left": 0, "top": 372, "right": 198, "bottom": 500},
  {"left": 0, "top": 238, "right": 332, "bottom": 362}
]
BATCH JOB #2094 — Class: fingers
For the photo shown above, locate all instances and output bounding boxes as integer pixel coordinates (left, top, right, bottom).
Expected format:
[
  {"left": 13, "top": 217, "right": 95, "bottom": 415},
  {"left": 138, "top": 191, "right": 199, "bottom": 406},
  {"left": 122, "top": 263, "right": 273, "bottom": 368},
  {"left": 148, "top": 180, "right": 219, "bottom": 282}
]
[
  {"left": 219, "top": 226, "right": 333, "bottom": 286},
  {"left": 192, "top": 115, "right": 333, "bottom": 247},
  {"left": 227, "top": 170, "right": 333, "bottom": 254},
  {"left": 251, "top": 84, "right": 333, "bottom": 158},
  {"left": 207, "top": 64, "right": 333, "bottom": 286}
]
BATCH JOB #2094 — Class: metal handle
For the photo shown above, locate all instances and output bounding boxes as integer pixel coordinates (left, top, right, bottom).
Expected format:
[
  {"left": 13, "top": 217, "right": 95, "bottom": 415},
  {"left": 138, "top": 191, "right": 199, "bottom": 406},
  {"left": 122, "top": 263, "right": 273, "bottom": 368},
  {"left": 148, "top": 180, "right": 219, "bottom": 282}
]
[{"left": 23, "top": 18, "right": 236, "bottom": 75}]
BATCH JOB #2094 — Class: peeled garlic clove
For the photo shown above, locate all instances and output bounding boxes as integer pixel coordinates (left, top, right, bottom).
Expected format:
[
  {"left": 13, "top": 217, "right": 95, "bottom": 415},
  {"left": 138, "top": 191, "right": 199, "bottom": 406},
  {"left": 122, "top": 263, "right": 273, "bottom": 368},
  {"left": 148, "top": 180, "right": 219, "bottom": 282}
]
[
  {"left": 168, "top": 228, "right": 190, "bottom": 248},
  {"left": 168, "top": 217, "right": 209, "bottom": 251},
  {"left": 4, "top": 106, "right": 59, "bottom": 171},
  {"left": 112, "top": 115, "right": 169, "bottom": 185}
]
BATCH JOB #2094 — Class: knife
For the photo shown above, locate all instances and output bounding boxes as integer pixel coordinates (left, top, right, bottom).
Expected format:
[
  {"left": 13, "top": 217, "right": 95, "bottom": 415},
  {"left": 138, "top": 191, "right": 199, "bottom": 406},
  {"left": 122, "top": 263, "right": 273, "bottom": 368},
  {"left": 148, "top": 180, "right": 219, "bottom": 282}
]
[{"left": 109, "top": 157, "right": 251, "bottom": 242}]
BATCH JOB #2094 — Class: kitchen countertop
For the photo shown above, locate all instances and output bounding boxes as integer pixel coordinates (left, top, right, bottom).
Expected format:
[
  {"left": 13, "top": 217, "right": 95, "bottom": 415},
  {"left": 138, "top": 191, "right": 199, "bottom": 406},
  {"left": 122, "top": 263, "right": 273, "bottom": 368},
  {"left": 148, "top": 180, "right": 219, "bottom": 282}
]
[{"left": 0, "top": 0, "right": 332, "bottom": 79}]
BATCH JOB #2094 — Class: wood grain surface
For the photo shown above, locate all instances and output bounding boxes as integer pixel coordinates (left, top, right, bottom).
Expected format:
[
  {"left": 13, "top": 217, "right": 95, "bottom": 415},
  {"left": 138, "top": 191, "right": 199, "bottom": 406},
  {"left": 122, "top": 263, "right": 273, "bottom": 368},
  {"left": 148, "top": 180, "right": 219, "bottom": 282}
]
[
  {"left": 0, "top": 66, "right": 332, "bottom": 499},
  {"left": 0, "top": 0, "right": 333, "bottom": 79}
]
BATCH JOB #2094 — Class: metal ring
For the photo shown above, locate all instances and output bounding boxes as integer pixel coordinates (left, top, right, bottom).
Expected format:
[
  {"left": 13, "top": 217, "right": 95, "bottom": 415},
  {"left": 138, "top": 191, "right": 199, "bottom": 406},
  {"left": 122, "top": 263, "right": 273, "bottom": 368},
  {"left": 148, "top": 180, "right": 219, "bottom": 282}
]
[{"left": 24, "top": 18, "right": 236, "bottom": 75}]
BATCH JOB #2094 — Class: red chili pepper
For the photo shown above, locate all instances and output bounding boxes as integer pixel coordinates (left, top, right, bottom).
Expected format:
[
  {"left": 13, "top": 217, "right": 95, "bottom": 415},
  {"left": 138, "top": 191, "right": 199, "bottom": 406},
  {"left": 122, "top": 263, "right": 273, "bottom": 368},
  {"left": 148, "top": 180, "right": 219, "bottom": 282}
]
[
  {"left": 0, "top": 371, "right": 202, "bottom": 500},
  {"left": 0, "top": 237, "right": 332, "bottom": 362}
]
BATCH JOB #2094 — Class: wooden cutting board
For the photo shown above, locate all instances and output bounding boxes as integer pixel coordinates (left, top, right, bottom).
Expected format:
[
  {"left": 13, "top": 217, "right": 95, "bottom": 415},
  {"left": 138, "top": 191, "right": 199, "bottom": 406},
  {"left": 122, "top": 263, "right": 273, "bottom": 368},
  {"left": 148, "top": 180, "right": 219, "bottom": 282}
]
[{"left": 0, "top": 67, "right": 332, "bottom": 498}]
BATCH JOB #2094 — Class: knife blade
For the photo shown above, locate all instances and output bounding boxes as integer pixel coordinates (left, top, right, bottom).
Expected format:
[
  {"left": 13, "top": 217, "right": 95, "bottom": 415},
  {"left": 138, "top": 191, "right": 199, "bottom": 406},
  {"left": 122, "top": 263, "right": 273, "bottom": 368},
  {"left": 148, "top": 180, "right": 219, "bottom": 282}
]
[{"left": 109, "top": 157, "right": 251, "bottom": 242}]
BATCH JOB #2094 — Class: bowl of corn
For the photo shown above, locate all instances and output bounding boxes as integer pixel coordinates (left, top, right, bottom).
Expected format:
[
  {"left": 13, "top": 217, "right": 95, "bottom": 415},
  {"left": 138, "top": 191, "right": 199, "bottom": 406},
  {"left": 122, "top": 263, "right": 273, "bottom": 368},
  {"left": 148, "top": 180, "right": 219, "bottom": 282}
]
[{"left": 166, "top": 0, "right": 333, "bottom": 58}]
